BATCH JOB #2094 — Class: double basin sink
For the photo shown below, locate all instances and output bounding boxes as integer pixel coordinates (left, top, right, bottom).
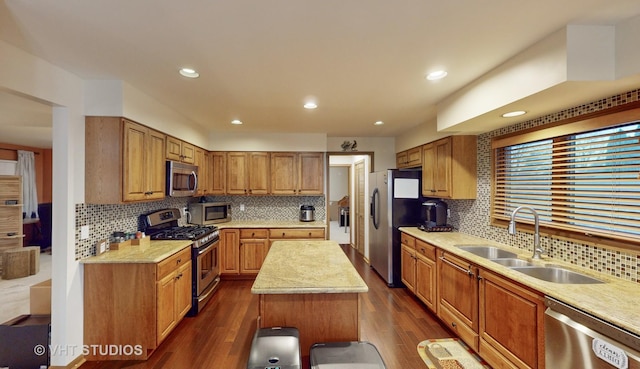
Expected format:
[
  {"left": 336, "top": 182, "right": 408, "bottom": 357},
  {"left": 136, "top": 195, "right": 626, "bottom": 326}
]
[{"left": 456, "top": 245, "right": 604, "bottom": 284}]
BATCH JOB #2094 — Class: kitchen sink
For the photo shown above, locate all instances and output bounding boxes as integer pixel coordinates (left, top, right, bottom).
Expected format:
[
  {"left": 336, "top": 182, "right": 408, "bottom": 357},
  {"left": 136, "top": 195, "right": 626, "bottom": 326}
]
[
  {"left": 510, "top": 266, "right": 604, "bottom": 284},
  {"left": 456, "top": 245, "right": 518, "bottom": 259},
  {"left": 490, "top": 258, "right": 534, "bottom": 267}
]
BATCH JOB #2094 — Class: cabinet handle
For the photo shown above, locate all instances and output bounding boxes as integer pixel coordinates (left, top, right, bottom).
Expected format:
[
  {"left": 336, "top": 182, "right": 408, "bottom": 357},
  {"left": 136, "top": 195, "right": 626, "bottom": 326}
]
[
  {"left": 282, "top": 233, "right": 286, "bottom": 237},
  {"left": 451, "top": 322, "right": 457, "bottom": 328},
  {"left": 176, "top": 258, "right": 182, "bottom": 264},
  {"left": 439, "top": 256, "right": 474, "bottom": 278}
]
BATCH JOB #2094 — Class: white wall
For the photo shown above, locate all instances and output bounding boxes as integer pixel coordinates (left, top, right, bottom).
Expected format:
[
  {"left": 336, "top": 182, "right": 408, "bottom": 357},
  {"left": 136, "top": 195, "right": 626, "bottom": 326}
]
[
  {"left": 0, "top": 40, "right": 85, "bottom": 367},
  {"left": 210, "top": 131, "right": 328, "bottom": 152},
  {"left": 327, "top": 136, "right": 395, "bottom": 172}
]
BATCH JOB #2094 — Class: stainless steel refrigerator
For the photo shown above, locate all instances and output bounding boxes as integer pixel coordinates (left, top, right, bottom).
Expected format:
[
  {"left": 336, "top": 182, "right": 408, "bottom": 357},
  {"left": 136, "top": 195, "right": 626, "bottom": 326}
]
[{"left": 369, "top": 169, "right": 425, "bottom": 287}]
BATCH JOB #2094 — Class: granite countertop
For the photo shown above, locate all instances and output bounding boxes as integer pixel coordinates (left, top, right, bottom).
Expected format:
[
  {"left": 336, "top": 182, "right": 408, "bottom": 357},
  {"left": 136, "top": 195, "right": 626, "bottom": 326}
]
[
  {"left": 399, "top": 227, "right": 640, "bottom": 337},
  {"left": 251, "top": 240, "right": 368, "bottom": 294},
  {"left": 80, "top": 240, "right": 192, "bottom": 264},
  {"left": 217, "top": 220, "right": 326, "bottom": 229}
]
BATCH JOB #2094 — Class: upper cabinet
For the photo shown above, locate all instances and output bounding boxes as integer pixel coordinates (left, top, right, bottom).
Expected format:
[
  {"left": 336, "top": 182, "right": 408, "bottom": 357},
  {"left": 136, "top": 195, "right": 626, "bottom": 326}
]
[
  {"left": 422, "top": 136, "right": 477, "bottom": 199},
  {"left": 166, "top": 136, "right": 195, "bottom": 164},
  {"left": 86, "top": 117, "right": 166, "bottom": 203},
  {"left": 193, "top": 147, "right": 207, "bottom": 197},
  {"left": 226, "top": 152, "right": 270, "bottom": 195},
  {"left": 396, "top": 146, "right": 422, "bottom": 169},
  {"left": 209, "top": 151, "right": 226, "bottom": 195},
  {"left": 270, "top": 152, "right": 324, "bottom": 195}
]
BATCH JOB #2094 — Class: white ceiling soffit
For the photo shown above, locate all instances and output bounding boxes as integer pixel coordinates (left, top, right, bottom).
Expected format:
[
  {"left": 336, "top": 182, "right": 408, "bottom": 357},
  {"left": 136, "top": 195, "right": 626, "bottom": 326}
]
[{"left": 438, "top": 18, "right": 640, "bottom": 134}]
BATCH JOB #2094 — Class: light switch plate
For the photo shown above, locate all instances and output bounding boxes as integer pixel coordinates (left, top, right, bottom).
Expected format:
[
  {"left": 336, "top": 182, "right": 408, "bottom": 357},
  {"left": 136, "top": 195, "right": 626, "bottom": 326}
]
[{"left": 81, "top": 225, "right": 89, "bottom": 240}]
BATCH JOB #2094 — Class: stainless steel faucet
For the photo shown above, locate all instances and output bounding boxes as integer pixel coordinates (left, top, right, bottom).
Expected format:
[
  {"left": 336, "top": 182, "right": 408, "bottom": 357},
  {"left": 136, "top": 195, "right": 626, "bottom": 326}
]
[{"left": 508, "top": 206, "right": 544, "bottom": 259}]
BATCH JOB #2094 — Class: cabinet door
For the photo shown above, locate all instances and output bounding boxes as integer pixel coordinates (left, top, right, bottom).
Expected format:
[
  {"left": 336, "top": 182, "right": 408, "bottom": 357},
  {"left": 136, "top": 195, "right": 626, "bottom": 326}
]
[
  {"left": 433, "top": 138, "right": 452, "bottom": 198},
  {"left": 298, "top": 152, "right": 324, "bottom": 194},
  {"left": 181, "top": 142, "right": 195, "bottom": 164},
  {"left": 227, "top": 152, "right": 248, "bottom": 195},
  {"left": 270, "top": 152, "right": 298, "bottom": 195},
  {"left": 396, "top": 150, "right": 409, "bottom": 168},
  {"left": 406, "top": 146, "right": 423, "bottom": 167},
  {"left": 175, "top": 261, "right": 193, "bottom": 319},
  {"left": 166, "top": 136, "right": 183, "bottom": 162},
  {"left": 248, "top": 152, "right": 270, "bottom": 195},
  {"left": 146, "top": 129, "right": 167, "bottom": 200},
  {"left": 156, "top": 272, "right": 177, "bottom": 343},
  {"left": 479, "top": 269, "right": 545, "bottom": 369},
  {"left": 209, "top": 152, "right": 226, "bottom": 195},
  {"left": 220, "top": 229, "right": 240, "bottom": 275},
  {"left": 422, "top": 143, "right": 435, "bottom": 196},
  {"left": 193, "top": 148, "right": 206, "bottom": 196},
  {"left": 123, "top": 120, "right": 148, "bottom": 201},
  {"left": 401, "top": 245, "right": 416, "bottom": 292},
  {"left": 240, "top": 239, "right": 269, "bottom": 274},
  {"left": 416, "top": 255, "right": 436, "bottom": 312},
  {"left": 437, "top": 251, "right": 478, "bottom": 330}
]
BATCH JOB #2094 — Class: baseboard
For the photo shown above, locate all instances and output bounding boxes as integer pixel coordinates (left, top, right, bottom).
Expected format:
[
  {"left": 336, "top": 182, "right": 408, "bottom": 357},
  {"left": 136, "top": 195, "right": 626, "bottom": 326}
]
[{"left": 48, "top": 354, "right": 85, "bottom": 369}]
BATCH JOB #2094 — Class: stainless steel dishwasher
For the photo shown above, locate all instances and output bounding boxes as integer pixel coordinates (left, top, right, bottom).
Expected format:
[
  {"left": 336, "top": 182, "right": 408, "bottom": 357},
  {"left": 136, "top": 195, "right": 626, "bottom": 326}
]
[{"left": 545, "top": 297, "right": 640, "bottom": 369}]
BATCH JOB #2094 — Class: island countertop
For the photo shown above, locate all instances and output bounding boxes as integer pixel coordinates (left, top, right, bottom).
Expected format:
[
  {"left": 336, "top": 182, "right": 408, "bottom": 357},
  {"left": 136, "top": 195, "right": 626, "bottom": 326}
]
[{"left": 251, "top": 240, "right": 368, "bottom": 294}]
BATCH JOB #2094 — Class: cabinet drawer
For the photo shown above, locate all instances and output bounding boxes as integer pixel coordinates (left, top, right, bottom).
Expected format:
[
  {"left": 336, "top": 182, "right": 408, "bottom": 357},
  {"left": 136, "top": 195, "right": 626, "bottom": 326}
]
[
  {"left": 415, "top": 239, "right": 436, "bottom": 261},
  {"left": 157, "top": 247, "right": 191, "bottom": 280},
  {"left": 401, "top": 233, "right": 415, "bottom": 248},
  {"left": 269, "top": 228, "right": 325, "bottom": 239},
  {"left": 439, "top": 304, "right": 479, "bottom": 351},
  {"left": 240, "top": 229, "right": 269, "bottom": 239}
]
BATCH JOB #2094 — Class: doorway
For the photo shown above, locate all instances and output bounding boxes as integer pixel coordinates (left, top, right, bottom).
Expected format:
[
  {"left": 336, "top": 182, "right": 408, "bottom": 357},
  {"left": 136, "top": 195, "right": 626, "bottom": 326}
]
[{"left": 326, "top": 152, "right": 373, "bottom": 257}]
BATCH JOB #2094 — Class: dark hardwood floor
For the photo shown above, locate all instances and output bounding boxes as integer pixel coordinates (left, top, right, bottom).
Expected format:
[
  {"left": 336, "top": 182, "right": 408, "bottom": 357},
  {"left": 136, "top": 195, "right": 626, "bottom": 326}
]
[{"left": 80, "top": 245, "right": 453, "bottom": 369}]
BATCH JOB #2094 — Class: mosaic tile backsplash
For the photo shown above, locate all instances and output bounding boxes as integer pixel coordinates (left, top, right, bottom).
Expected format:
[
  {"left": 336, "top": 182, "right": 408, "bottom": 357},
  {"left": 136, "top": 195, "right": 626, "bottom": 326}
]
[
  {"left": 75, "top": 195, "right": 325, "bottom": 259},
  {"left": 447, "top": 89, "right": 640, "bottom": 283}
]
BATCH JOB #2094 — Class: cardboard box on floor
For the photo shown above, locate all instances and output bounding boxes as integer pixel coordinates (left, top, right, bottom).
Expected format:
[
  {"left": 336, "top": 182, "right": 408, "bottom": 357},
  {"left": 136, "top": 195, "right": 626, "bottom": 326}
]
[{"left": 30, "top": 279, "right": 51, "bottom": 315}]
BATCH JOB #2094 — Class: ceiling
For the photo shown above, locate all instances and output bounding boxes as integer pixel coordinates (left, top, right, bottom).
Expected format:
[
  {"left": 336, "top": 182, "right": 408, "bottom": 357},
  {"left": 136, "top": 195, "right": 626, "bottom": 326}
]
[{"left": 1, "top": 0, "right": 640, "bottom": 148}]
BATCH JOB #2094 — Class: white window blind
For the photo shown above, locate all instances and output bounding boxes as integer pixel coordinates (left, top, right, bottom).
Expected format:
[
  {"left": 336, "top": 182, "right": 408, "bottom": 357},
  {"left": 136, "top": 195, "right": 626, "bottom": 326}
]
[{"left": 493, "top": 122, "right": 640, "bottom": 243}]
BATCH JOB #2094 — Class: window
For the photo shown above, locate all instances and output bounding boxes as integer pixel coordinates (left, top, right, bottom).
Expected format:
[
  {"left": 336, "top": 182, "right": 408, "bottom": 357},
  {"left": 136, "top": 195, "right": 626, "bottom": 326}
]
[{"left": 492, "top": 106, "right": 640, "bottom": 246}]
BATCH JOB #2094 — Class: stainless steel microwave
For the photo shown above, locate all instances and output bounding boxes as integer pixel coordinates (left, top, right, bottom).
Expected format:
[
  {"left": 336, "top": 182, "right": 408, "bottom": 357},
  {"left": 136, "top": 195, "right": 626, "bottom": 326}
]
[
  {"left": 166, "top": 160, "right": 198, "bottom": 197},
  {"left": 189, "top": 202, "right": 232, "bottom": 225}
]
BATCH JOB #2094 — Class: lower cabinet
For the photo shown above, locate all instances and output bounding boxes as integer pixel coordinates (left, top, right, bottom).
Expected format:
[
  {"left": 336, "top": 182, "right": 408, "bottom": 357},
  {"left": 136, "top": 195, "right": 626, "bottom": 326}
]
[
  {"left": 400, "top": 234, "right": 437, "bottom": 313},
  {"left": 83, "top": 246, "right": 192, "bottom": 360},
  {"left": 221, "top": 227, "right": 326, "bottom": 277},
  {"left": 479, "top": 269, "right": 545, "bottom": 369}
]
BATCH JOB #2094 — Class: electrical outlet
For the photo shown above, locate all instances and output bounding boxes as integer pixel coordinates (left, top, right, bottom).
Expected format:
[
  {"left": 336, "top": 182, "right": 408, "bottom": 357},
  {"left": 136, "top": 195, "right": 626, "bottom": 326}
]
[
  {"left": 240, "top": 204, "right": 245, "bottom": 211},
  {"left": 447, "top": 208, "right": 451, "bottom": 218},
  {"left": 80, "top": 225, "right": 89, "bottom": 240}
]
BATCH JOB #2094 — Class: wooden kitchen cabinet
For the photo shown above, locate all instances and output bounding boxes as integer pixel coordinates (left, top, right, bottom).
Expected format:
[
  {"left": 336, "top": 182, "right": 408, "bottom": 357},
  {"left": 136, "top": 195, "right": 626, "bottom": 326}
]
[
  {"left": 400, "top": 233, "right": 437, "bottom": 313},
  {"left": 83, "top": 246, "right": 192, "bottom": 360},
  {"left": 209, "top": 151, "right": 226, "bottom": 195},
  {"left": 226, "top": 152, "right": 270, "bottom": 195},
  {"left": 86, "top": 117, "right": 166, "bottom": 203},
  {"left": 268, "top": 228, "right": 326, "bottom": 247},
  {"left": 422, "top": 136, "right": 477, "bottom": 199},
  {"left": 396, "top": 146, "right": 422, "bottom": 168},
  {"left": 193, "top": 147, "right": 207, "bottom": 196},
  {"left": 479, "top": 269, "right": 545, "bottom": 369},
  {"left": 437, "top": 250, "right": 479, "bottom": 350},
  {"left": 220, "top": 229, "right": 240, "bottom": 275},
  {"left": 270, "top": 152, "right": 324, "bottom": 195},
  {"left": 166, "top": 135, "right": 195, "bottom": 164},
  {"left": 239, "top": 228, "right": 269, "bottom": 274},
  {"left": 0, "top": 176, "right": 23, "bottom": 253}
]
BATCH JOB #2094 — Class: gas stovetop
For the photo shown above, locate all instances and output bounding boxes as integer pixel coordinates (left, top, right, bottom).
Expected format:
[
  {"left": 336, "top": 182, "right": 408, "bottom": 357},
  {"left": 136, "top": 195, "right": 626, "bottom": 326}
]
[{"left": 141, "top": 208, "right": 219, "bottom": 248}]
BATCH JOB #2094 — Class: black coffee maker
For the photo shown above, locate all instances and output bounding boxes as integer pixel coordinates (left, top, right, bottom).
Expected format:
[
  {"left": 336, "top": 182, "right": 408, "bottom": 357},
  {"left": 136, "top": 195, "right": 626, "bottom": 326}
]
[{"left": 422, "top": 199, "right": 450, "bottom": 231}]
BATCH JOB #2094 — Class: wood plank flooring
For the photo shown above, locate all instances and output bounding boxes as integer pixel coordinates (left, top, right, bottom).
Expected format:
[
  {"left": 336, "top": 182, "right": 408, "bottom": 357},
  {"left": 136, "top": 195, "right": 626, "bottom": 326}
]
[{"left": 79, "top": 245, "right": 453, "bottom": 369}]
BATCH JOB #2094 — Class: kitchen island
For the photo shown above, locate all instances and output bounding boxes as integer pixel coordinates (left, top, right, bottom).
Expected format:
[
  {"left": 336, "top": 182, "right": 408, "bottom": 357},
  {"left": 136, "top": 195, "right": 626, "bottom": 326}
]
[{"left": 251, "top": 240, "right": 368, "bottom": 360}]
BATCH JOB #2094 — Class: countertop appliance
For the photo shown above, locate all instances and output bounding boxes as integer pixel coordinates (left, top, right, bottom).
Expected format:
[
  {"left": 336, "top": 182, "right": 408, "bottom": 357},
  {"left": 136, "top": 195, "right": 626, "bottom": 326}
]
[
  {"left": 545, "top": 297, "right": 640, "bottom": 368},
  {"left": 141, "top": 208, "right": 220, "bottom": 316},
  {"left": 369, "top": 169, "right": 425, "bottom": 287},
  {"left": 419, "top": 199, "right": 453, "bottom": 232},
  {"left": 166, "top": 160, "right": 198, "bottom": 197},
  {"left": 299, "top": 205, "right": 315, "bottom": 222},
  {"left": 189, "top": 202, "right": 231, "bottom": 225}
]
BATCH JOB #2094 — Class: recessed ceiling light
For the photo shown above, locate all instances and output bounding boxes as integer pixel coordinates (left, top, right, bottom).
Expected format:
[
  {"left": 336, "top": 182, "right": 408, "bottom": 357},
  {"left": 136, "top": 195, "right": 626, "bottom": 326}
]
[
  {"left": 179, "top": 68, "right": 200, "bottom": 78},
  {"left": 231, "top": 119, "right": 243, "bottom": 125},
  {"left": 304, "top": 102, "right": 318, "bottom": 109},
  {"left": 426, "top": 70, "right": 448, "bottom": 81},
  {"left": 501, "top": 110, "right": 527, "bottom": 118},
  {"left": 374, "top": 121, "right": 384, "bottom": 126}
]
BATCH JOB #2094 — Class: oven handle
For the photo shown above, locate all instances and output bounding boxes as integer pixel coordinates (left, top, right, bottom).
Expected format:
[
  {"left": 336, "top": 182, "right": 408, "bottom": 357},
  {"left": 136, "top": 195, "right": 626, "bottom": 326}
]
[{"left": 197, "top": 239, "right": 218, "bottom": 256}]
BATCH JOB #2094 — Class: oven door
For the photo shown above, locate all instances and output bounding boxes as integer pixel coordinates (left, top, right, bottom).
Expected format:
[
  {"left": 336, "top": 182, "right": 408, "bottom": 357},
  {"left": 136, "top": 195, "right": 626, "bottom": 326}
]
[{"left": 192, "top": 239, "right": 220, "bottom": 315}]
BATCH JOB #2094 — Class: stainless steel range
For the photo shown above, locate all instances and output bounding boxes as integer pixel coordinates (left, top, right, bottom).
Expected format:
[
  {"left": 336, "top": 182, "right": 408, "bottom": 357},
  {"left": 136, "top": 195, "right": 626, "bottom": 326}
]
[{"left": 141, "top": 208, "right": 220, "bottom": 316}]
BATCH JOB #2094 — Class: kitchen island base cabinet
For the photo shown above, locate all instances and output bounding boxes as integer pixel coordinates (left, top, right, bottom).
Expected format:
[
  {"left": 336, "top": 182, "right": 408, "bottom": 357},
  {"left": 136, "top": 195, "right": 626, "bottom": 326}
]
[{"left": 258, "top": 293, "right": 359, "bottom": 361}]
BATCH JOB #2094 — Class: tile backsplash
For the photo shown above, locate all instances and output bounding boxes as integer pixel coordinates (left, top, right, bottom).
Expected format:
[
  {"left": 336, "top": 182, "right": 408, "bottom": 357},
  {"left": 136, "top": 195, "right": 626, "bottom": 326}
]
[
  {"left": 75, "top": 195, "right": 325, "bottom": 259},
  {"left": 447, "top": 88, "right": 640, "bottom": 283}
]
